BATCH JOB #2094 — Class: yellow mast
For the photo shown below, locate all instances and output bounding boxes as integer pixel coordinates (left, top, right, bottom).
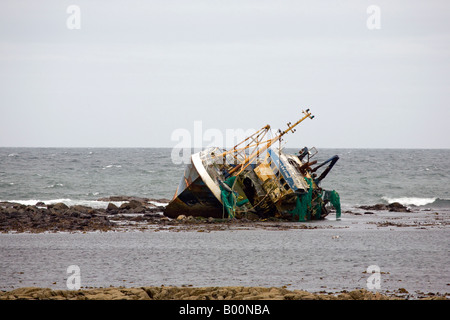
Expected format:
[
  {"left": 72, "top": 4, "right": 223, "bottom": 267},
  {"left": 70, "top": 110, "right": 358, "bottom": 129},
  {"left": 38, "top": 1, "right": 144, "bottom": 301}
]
[{"left": 226, "top": 109, "right": 314, "bottom": 176}]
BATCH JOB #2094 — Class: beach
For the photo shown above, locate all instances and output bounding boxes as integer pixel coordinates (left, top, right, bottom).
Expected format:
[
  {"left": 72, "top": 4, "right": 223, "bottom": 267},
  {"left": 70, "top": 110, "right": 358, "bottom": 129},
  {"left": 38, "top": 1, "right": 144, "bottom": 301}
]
[{"left": 0, "top": 197, "right": 449, "bottom": 300}]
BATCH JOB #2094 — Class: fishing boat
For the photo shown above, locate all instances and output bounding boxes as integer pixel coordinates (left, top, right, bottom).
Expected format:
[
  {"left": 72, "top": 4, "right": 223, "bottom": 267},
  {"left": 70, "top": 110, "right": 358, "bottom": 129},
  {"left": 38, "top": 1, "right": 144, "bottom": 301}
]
[{"left": 164, "top": 109, "right": 341, "bottom": 221}]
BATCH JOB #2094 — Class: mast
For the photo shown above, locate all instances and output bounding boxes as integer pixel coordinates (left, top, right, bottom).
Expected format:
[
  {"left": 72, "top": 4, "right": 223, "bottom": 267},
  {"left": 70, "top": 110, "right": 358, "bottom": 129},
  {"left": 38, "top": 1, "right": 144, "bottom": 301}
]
[{"left": 217, "top": 109, "right": 314, "bottom": 176}]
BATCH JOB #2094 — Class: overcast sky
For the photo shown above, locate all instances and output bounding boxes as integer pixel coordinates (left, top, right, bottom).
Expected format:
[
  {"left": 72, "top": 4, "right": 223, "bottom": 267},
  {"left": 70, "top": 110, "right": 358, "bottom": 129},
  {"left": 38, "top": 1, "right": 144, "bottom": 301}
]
[{"left": 0, "top": 0, "right": 449, "bottom": 148}]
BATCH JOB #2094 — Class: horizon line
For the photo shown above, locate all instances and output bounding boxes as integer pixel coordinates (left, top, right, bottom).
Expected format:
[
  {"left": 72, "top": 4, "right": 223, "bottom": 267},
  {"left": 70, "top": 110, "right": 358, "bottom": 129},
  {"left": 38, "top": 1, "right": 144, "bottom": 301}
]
[{"left": 1, "top": 146, "right": 449, "bottom": 150}]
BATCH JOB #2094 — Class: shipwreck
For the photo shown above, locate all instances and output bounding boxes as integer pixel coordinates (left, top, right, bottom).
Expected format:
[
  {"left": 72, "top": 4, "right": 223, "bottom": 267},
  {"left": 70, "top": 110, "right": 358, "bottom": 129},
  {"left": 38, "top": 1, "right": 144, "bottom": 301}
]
[{"left": 164, "top": 109, "right": 341, "bottom": 221}]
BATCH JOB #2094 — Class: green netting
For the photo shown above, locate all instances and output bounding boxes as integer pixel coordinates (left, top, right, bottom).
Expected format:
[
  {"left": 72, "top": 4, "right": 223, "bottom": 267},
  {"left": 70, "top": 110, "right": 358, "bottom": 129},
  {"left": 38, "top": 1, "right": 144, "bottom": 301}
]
[
  {"left": 329, "top": 190, "right": 341, "bottom": 219},
  {"left": 323, "top": 189, "right": 341, "bottom": 219},
  {"left": 220, "top": 176, "right": 250, "bottom": 219},
  {"left": 313, "top": 193, "right": 323, "bottom": 220},
  {"left": 288, "top": 177, "right": 313, "bottom": 221},
  {"left": 224, "top": 176, "right": 236, "bottom": 188},
  {"left": 219, "top": 176, "right": 240, "bottom": 219},
  {"left": 236, "top": 199, "right": 249, "bottom": 207}
]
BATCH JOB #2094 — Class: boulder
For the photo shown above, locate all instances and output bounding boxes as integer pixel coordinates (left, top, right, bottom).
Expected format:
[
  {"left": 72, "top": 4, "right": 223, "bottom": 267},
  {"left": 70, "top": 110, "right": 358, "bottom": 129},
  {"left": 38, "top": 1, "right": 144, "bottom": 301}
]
[
  {"left": 128, "top": 200, "right": 144, "bottom": 209},
  {"left": 359, "top": 204, "right": 388, "bottom": 211},
  {"left": 69, "top": 211, "right": 80, "bottom": 218},
  {"left": 387, "top": 202, "right": 410, "bottom": 212},
  {"left": 71, "top": 205, "right": 91, "bottom": 213},
  {"left": 106, "top": 203, "right": 119, "bottom": 213},
  {"left": 119, "top": 200, "right": 143, "bottom": 210},
  {"left": 132, "top": 206, "right": 146, "bottom": 213},
  {"left": 49, "top": 203, "right": 69, "bottom": 211}
]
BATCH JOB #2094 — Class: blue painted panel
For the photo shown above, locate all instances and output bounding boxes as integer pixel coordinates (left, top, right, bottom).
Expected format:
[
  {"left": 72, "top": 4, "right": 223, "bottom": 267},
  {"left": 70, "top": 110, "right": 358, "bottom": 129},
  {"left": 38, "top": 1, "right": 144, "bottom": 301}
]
[{"left": 268, "top": 149, "right": 299, "bottom": 191}]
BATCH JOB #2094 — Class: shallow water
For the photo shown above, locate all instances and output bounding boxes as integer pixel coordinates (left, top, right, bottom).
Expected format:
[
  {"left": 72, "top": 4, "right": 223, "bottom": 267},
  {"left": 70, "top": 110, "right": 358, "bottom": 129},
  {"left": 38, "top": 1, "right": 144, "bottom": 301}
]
[{"left": 1, "top": 211, "right": 449, "bottom": 297}]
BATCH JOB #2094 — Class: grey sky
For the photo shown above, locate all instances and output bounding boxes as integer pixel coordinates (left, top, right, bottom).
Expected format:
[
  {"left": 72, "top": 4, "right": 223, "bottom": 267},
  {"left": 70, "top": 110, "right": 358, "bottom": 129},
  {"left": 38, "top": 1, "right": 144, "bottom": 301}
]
[{"left": 0, "top": 0, "right": 449, "bottom": 148}]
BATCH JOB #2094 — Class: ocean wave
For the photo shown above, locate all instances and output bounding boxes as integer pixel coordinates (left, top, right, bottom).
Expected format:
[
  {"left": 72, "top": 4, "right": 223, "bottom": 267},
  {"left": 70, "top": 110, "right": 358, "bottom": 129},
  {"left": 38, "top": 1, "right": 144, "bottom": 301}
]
[
  {"left": 1, "top": 198, "right": 169, "bottom": 209},
  {"left": 45, "top": 183, "right": 64, "bottom": 188},
  {"left": 0, "top": 199, "right": 126, "bottom": 209},
  {"left": 381, "top": 196, "right": 450, "bottom": 207},
  {"left": 102, "top": 165, "right": 122, "bottom": 170},
  {"left": 148, "top": 200, "right": 167, "bottom": 207}
]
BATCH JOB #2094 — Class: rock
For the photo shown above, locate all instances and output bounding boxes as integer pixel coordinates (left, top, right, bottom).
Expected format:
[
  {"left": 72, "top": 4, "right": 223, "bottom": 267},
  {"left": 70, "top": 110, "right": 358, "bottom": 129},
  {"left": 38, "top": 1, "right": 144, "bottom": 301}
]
[
  {"left": 145, "top": 207, "right": 163, "bottom": 214},
  {"left": 71, "top": 205, "right": 91, "bottom": 213},
  {"left": 359, "top": 204, "right": 387, "bottom": 211},
  {"left": 25, "top": 206, "right": 38, "bottom": 212},
  {"left": 119, "top": 203, "right": 130, "bottom": 210},
  {"left": 359, "top": 202, "right": 410, "bottom": 212},
  {"left": 69, "top": 211, "right": 80, "bottom": 218},
  {"left": 3, "top": 285, "right": 443, "bottom": 300},
  {"left": 35, "top": 202, "right": 45, "bottom": 206},
  {"left": 387, "top": 202, "right": 410, "bottom": 212},
  {"left": 129, "top": 200, "right": 143, "bottom": 209},
  {"left": 132, "top": 206, "right": 146, "bottom": 213},
  {"left": 49, "top": 203, "right": 69, "bottom": 211},
  {"left": 119, "top": 200, "right": 143, "bottom": 210},
  {"left": 98, "top": 196, "right": 133, "bottom": 202},
  {"left": 106, "top": 203, "right": 119, "bottom": 213},
  {"left": 143, "top": 213, "right": 161, "bottom": 218},
  {"left": 177, "top": 215, "right": 186, "bottom": 220}
]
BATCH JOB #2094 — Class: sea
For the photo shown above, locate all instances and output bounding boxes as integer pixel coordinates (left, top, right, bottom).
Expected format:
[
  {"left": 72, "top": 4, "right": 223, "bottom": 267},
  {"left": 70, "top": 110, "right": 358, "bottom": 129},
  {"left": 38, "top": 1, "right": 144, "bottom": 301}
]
[
  {"left": 0, "top": 148, "right": 449, "bottom": 295},
  {"left": 0, "top": 147, "right": 449, "bottom": 209}
]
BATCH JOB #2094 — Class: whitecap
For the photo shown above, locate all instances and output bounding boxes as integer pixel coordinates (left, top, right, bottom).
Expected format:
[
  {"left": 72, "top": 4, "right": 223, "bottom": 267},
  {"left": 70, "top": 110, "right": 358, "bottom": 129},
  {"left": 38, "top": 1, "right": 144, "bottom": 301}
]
[
  {"left": 45, "top": 183, "right": 64, "bottom": 188},
  {"left": 149, "top": 200, "right": 168, "bottom": 207},
  {"left": 381, "top": 196, "right": 437, "bottom": 207},
  {"left": 1, "top": 199, "right": 126, "bottom": 209},
  {"left": 103, "top": 164, "right": 122, "bottom": 169}
]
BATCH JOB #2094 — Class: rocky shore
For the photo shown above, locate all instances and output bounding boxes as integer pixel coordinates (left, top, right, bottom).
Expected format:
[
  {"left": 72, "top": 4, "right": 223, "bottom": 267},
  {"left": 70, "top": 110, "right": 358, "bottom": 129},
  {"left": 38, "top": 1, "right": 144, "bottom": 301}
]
[
  {"left": 1, "top": 285, "right": 446, "bottom": 300},
  {"left": 358, "top": 202, "right": 411, "bottom": 212},
  {"left": 0, "top": 197, "right": 167, "bottom": 233},
  {"left": 0, "top": 196, "right": 348, "bottom": 233},
  {"left": 0, "top": 198, "right": 444, "bottom": 233}
]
